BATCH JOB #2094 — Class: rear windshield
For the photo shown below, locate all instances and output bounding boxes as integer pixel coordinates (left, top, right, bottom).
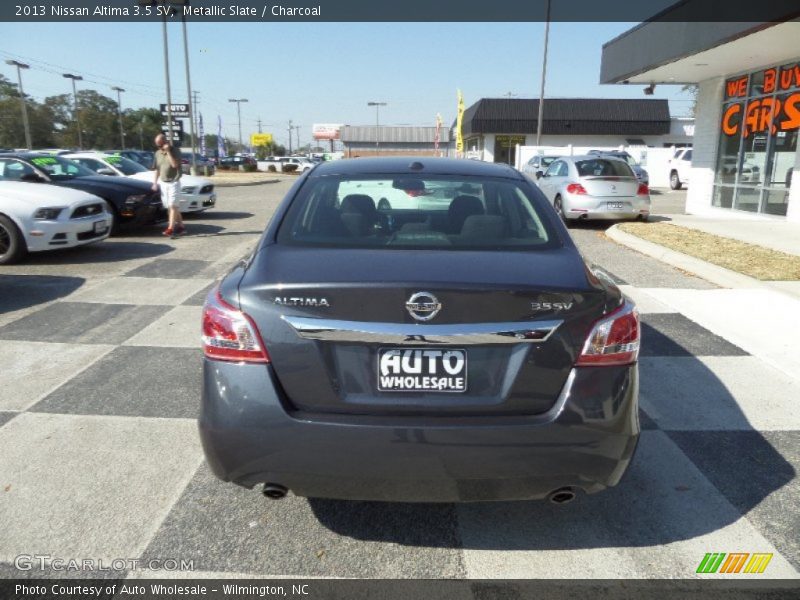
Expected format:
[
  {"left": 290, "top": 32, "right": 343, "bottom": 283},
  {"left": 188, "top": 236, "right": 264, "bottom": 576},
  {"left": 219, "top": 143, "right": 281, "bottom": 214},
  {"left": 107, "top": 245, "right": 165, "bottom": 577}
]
[
  {"left": 277, "top": 175, "right": 559, "bottom": 250},
  {"left": 575, "top": 159, "right": 635, "bottom": 178}
]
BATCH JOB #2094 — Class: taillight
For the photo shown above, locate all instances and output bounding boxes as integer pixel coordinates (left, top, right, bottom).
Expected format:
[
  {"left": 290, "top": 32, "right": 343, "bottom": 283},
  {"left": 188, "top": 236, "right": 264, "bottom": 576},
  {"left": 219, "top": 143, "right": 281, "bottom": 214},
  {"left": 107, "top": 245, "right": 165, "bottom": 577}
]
[
  {"left": 637, "top": 183, "right": 649, "bottom": 195},
  {"left": 202, "top": 287, "right": 269, "bottom": 363},
  {"left": 566, "top": 183, "right": 587, "bottom": 195},
  {"left": 576, "top": 301, "right": 640, "bottom": 366}
]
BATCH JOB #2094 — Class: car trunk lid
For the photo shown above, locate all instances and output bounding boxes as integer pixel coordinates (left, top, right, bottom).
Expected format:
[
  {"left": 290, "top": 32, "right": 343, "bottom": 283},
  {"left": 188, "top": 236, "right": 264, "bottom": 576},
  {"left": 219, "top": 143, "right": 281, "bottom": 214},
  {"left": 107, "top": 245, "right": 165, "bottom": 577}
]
[{"left": 238, "top": 246, "right": 611, "bottom": 417}]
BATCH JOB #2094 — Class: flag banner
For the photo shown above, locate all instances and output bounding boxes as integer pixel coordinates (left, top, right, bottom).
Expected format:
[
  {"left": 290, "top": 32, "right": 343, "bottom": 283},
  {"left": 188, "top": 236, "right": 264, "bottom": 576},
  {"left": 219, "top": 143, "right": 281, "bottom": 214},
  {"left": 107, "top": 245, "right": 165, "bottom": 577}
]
[
  {"left": 455, "top": 90, "right": 465, "bottom": 155},
  {"left": 217, "top": 115, "right": 226, "bottom": 158},
  {"left": 434, "top": 113, "right": 442, "bottom": 152}
]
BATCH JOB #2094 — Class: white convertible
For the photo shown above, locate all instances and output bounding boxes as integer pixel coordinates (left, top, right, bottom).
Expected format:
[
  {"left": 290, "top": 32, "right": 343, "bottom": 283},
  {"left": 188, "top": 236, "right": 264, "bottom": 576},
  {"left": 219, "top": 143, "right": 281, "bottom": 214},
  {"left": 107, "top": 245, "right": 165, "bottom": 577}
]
[
  {"left": 0, "top": 181, "right": 111, "bottom": 264},
  {"left": 65, "top": 152, "right": 217, "bottom": 213}
]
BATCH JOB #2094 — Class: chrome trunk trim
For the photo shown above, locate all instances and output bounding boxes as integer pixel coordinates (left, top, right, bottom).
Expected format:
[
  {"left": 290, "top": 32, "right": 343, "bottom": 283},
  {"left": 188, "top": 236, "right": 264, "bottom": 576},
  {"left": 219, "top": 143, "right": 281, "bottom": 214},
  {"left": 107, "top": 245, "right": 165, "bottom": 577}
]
[{"left": 282, "top": 316, "right": 563, "bottom": 345}]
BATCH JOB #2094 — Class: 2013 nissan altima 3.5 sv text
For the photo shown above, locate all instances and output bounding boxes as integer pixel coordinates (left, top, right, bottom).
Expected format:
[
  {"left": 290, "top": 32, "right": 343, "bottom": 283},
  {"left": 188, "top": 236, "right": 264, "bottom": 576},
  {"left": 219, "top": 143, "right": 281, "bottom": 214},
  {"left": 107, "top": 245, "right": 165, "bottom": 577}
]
[{"left": 200, "top": 157, "right": 640, "bottom": 504}]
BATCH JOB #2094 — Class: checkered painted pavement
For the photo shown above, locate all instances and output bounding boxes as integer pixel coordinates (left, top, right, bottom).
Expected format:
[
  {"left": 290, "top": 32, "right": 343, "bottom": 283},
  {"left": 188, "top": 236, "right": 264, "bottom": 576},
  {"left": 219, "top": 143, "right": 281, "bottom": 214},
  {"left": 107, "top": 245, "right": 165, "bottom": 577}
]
[{"left": 0, "top": 184, "right": 797, "bottom": 580}]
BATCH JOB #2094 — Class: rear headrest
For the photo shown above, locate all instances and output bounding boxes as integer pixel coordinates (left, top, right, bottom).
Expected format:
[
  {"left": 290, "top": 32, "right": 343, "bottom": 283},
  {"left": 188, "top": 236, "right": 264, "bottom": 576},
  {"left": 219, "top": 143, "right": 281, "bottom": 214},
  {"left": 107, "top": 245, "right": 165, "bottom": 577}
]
[
  {"left": 341, "top": 194, "right": 377, "bottom": 218},
  {"left": 459, "top": 215, "right": 508, "bottom": 238},
  {"left": 448, "top": 195, "right": 483, "bottom": 232}
]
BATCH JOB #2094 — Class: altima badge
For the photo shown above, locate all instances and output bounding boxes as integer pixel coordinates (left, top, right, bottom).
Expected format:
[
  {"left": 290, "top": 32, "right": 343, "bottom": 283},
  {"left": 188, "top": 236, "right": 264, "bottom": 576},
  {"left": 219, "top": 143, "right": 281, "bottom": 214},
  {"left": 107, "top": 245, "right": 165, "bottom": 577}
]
[
  {"left": 274, "top": 297, "right": 330, "bottom": 307},
  {"left": 406, "top": 292, "right": 441, "bottom": 321}
]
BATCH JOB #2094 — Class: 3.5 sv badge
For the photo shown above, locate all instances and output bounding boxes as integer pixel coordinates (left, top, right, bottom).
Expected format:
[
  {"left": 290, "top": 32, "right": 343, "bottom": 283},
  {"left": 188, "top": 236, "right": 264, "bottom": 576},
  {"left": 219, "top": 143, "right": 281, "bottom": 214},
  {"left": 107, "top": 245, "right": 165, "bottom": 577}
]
[{"left": 531, "top": 301, "right": 573, "bottom": 312}]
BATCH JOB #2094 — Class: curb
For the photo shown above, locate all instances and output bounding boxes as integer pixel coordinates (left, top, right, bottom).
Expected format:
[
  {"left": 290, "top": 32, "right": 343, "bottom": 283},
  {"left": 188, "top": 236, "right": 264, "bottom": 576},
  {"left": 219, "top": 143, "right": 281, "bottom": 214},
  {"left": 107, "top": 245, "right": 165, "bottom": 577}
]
[
  {"left": 605, "top": 224, "right": 766, "bottom": 290},
  {"left": 212, "top": 178, "right": 282, "bottom": 188}
]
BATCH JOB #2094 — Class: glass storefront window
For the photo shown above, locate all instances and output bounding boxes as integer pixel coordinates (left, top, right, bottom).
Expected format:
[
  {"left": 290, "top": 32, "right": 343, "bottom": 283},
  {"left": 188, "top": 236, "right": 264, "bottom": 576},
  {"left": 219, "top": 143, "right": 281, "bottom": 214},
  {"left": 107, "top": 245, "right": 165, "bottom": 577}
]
[{"left": 714, "top": 61, "right": 800, "bottom": 217}]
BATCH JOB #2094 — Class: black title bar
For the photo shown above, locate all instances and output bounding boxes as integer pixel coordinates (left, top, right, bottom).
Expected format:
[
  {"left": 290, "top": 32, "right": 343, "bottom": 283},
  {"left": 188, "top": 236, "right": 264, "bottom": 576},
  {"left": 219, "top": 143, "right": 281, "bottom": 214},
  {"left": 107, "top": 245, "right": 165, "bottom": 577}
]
[{"left": 2, "top": 0, "right": 800, "bottom": 22}]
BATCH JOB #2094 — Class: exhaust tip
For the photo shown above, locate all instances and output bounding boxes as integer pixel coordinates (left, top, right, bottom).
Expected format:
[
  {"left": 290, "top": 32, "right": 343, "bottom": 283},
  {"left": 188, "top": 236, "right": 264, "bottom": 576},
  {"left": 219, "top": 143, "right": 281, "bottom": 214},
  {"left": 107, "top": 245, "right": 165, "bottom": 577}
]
[
  {"left": 547, "top": 487, "right": 576, "bottom": 505},
  {"left": 262, "top": 483, "right": 288, "bottom": 499}
]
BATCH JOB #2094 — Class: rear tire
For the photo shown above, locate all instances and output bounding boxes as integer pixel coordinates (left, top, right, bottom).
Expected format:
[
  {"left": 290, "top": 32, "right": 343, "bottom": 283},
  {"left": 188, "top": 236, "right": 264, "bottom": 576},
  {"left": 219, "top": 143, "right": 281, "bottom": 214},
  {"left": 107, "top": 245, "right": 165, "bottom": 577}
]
[
  {"left": 554, "top": 196, "right": 571, "bottom": 227},
  {"left": 0, "top": 214, "right": 28, "bottom": 265},
  {"left": 670, "top": 171, "right": 682, "bottom": 190}
]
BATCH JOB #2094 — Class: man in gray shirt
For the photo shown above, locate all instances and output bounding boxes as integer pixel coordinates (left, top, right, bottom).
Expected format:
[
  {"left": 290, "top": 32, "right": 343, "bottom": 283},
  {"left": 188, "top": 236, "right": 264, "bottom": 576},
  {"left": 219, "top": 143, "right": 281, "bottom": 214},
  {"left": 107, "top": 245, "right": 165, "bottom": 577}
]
[{"left": 152, "top": 133, "right": 185, "bottom": 237}]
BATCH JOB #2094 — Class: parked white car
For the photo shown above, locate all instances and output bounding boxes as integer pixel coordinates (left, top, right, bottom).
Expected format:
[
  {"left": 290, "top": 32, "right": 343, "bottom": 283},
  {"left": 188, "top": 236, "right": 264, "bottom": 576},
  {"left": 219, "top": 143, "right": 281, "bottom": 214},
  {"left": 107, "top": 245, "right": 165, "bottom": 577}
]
[
  {"left": 0, "top": 181, "right": 111, "bottom": 264},
  {"left": 668, "top": 147, "right": 692, "bottom": 190},
  {"left": 65, "top": 152, "right": 216, "bottom": 213},
  {"left": 258, "top": 156, "right": 315, "bottom": 173}
]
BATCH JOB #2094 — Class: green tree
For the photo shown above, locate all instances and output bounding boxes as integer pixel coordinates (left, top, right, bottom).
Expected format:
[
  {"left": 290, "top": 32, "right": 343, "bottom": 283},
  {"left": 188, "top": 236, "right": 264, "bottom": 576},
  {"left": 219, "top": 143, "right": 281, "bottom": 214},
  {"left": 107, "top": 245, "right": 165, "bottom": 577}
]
[{"left": 123, "top": 107, "right": 162, "bottom": 150}]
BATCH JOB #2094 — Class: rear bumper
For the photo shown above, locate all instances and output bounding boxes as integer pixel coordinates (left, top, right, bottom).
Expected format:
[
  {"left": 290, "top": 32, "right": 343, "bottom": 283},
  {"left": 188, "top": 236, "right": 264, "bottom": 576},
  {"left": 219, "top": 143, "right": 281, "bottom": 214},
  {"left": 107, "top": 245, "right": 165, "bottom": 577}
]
[
  {"left": 200, "top": 360, "right": 640, "bottom": 502},
  {"left": 563, "top": 193, "right": 650, "bottom": 221}
]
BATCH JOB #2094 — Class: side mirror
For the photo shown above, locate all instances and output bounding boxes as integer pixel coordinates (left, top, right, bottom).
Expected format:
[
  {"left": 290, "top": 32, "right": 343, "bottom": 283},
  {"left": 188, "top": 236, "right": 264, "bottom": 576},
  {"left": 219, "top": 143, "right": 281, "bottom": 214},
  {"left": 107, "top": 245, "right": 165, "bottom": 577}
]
[
  {"left": 535, "top": 171, "right": 544, "bottom": 180},
  {"left": 20, "top": 173, "right": 45, "bottom": 183}
]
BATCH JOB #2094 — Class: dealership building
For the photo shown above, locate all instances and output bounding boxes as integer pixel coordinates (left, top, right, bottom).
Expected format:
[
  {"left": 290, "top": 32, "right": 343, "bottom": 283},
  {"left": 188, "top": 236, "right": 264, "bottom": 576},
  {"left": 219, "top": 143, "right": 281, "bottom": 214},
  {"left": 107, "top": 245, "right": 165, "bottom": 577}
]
[
  {"left": 601, "top": 16, "right": 800, "bottom": 221},
  {"left": 460, "top": 98, "right": 693, "bottom": 165}
]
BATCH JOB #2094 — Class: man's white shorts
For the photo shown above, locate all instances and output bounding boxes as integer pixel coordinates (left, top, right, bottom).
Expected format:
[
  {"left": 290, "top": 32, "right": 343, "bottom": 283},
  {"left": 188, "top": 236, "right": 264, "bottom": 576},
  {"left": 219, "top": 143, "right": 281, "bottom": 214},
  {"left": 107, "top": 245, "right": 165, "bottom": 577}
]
[{"left": 159, "top": 180, "right": 181, "bottom": 209}]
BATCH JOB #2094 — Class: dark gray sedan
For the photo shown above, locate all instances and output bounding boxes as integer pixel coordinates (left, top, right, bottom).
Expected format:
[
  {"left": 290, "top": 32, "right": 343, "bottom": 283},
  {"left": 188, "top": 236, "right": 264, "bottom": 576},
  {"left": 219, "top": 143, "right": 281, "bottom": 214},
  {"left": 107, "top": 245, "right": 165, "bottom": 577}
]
[{"left": 200, "top": 157, "right": 640, "bottom": 504}]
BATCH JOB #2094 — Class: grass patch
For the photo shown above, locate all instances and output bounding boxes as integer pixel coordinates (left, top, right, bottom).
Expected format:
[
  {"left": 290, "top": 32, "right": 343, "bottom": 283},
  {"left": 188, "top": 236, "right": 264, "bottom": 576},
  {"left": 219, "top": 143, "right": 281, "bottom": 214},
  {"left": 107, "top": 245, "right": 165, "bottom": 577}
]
[{"left": 616, "top": 222, "right": 800, "bottom": 281}]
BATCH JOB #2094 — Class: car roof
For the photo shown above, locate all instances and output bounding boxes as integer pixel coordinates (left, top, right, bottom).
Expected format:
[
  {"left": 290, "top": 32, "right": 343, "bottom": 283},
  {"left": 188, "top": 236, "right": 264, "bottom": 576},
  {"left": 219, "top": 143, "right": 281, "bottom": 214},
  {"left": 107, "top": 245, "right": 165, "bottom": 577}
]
[
  {"left": 0, "top": 152, "right": 60, "bottom": 160},
  {"left": 310, "top": 157, "right": 524, "bottom": 179},
  {"left": 562, "top": 154, "right": 629, "bottom": 163}
]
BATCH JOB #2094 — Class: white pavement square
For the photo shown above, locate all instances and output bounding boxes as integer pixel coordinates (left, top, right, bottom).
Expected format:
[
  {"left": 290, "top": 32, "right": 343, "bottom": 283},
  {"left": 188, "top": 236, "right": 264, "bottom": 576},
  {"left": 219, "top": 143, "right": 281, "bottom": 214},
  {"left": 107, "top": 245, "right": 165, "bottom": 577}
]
[
  {"left": 124, "top": 306, "right": 203, "bottom": 348},
  {"left": 457, "top": 431, "right": 798, "bottom": 578},
  {"left": 618, "top": 285, "right": 679, "bottom": 314},
  {"left": 644, "top": 288, "right": 800, "bottom": 379},
  {"left": 0, "top": 413, "right": 203, "bottom": 562},
  {"left": 640, "top": 356, "right": 800, "bottom": 431},
  {"left": 65, "top": 277, "right": 214, "bottom": 306},
  {"left": 0, "top": 341, "right": 113, "bottom": 411}
]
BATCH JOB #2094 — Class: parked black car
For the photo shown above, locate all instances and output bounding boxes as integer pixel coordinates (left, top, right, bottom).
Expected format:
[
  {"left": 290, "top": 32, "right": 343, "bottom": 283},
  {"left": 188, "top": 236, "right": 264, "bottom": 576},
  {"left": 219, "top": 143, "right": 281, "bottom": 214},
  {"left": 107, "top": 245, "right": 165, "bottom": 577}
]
[
  {"left": 111, "top": 150, "right": 156, "bottom": 170},
  {"left": 0, "top": 153, "right": 162, "bottom": 232},
  {"left": 180, "top": 152, "right": 216, "bottom": 175},
  {"left": 218, "top": 155, "right": 257, "bottom": 169},
  {"left": 200, "top": 157, "right": 641, "bottom": 504}
]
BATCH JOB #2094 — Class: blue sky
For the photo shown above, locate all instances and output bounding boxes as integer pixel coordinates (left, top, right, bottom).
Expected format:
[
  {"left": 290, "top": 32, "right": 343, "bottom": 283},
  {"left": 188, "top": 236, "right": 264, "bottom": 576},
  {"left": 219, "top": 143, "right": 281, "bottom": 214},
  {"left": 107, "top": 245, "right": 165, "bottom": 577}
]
[{"left": 1, "top": 21, "right": 695, "bottom": 146}]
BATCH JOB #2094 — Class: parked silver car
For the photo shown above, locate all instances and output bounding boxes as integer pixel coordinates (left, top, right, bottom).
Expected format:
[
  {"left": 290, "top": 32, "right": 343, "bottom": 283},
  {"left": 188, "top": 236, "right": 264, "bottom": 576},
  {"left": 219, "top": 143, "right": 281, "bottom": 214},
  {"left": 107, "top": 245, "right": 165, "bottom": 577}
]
[
  {"left": 535, "top": 155, "right": 651, "bottom": 224},
  {"left": 521, "top": 155, "right": 559, "bottom": 180}
]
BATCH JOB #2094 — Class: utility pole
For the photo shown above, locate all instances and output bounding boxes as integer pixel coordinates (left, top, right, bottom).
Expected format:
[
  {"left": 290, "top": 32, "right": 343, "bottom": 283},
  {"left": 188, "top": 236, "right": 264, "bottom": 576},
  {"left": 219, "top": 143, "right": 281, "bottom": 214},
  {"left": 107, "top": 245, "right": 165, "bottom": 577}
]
[
  {"left": 5, "top": 60, "right": 32, "bottom": 150},
  {"left": 367, "top": 101, "right": 387, "bottom": 155},
  {"left": 257, "top": 117, "right": 262, "bottom": 133},
  {"left": 161, "top": 6, "right": 174, "bottom": 153},
  {"left": 536, "top": 0, "right": 551, "bottom": 147},
  {"left": 287, "top": 120, "right": 293, "bottom": 154},
  {"left": 111, "top": 86, "right": 126, "bottom": 149},
  {"left": 62, "top": 73, "right": 83, "bottom": 149},
  {"left": 295, "top": 125, "right": 301, "bottom": 154},
  {"left": 228, "top": 98, "right": 248, "bottom": 153}
]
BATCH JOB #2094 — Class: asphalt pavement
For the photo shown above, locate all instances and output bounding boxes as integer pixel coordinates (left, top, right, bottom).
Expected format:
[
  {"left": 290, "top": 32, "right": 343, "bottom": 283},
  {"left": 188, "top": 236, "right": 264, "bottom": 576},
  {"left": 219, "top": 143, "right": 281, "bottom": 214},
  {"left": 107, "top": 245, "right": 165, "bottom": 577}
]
[{"left": 0, "top": 183, "right": 797, "bottom": 580}]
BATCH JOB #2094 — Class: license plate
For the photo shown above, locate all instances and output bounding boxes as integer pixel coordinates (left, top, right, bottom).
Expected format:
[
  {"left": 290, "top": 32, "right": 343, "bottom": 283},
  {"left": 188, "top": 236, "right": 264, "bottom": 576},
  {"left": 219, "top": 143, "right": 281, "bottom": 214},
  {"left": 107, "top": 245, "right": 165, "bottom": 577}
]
[
  {"left": 377, "top": 348, "right": 467, "bottom": 393},
  {"left": 606, "top": 202, "right": 624, "bottom": 210},
  {"left": 93, "top": 220, "right": 107, "bottom": 233}
]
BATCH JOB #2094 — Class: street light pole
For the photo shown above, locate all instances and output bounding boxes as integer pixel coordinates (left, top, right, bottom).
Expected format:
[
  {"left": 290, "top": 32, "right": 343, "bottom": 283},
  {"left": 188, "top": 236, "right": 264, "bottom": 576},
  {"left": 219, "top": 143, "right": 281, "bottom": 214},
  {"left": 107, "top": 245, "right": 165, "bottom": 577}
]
[
  {"left": 181, "top": 13, "right": 197, "bottom": 172},
  {"left": 367, "top": 101, "right": 386, "bottom": 155},
  {"left": 111, "top": 86, "right": 126, "bottom": 149},
  {"left": 5, "top": 60, "right": 32, "bottom": 150},
  {"left": 228, "top": 98, "right": 248, "bottom": 153},
  {"left": 62, "top": 73, "right": 83, "bottom": 149},
  {"left": 287, "top": 120, "right": 293, "bottom": 154}
]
